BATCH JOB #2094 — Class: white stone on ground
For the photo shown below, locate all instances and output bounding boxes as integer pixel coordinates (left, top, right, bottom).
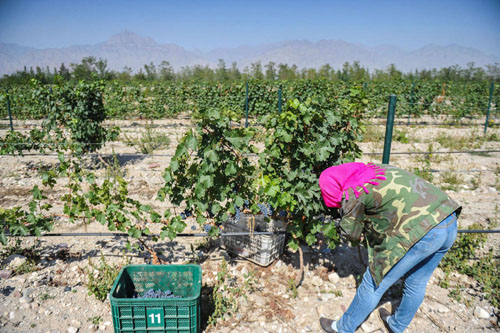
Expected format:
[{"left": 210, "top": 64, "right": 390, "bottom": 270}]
[{"left": 473, "top": 306, "right": 490, "bottom": 319}]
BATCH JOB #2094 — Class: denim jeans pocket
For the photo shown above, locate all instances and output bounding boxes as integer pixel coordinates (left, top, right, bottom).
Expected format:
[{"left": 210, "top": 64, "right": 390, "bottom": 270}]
[
  {"left": 412, "top": 230, "right": 439, "bottom": 255},
  {"left": 434, "top": 212, "right": 457, "bottom": 229}
]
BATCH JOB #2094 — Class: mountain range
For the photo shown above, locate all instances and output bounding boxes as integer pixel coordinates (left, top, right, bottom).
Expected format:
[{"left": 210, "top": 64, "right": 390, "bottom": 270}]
[{"left": 1, "top": 30, "right": 499, "bottom": 76}]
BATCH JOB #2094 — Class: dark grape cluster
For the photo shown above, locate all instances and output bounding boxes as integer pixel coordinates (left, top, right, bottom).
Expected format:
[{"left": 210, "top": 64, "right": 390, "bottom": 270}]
[
  {"left": 180, "top": 209, "right": 192, "bottom": 220},
  {"left": 134, "top": 289, "right": 181, "bottom": 299},
  {"left": 257, "top": 203, "right": 274, "bottom": 218},
  {"left": 203, "top": 224, "right": 212, "bottom": 232},
  {"left": 257, "top": 203, "right": 269, "bottom": 217},
  {"left": 234, "top": 204, "right": 241, "bottom": 222}
]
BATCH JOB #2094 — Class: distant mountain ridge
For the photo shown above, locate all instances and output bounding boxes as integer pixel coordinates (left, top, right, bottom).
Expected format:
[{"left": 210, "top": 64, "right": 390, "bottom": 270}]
[{"left": 1, "top": 30, "right": 499, "bottom": 75}]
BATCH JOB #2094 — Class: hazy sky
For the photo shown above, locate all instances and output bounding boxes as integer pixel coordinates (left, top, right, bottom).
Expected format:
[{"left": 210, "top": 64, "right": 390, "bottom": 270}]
[{"left": 1, "top": 0, "right": 499, "bottom": 55}]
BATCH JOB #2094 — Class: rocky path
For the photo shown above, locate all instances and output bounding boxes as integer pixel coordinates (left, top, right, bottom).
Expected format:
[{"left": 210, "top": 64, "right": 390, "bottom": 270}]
[{"left": 0, "top": 231, "right": 498, "bottom": 332}]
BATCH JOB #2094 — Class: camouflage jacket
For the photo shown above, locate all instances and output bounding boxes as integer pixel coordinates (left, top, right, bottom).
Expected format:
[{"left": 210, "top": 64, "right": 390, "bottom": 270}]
[{"left": 339, "top": 164, "right": 461, "bottom": 286}]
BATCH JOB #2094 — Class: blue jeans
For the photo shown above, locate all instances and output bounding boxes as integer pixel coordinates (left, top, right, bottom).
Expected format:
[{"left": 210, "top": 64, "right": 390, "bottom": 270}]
[{"left": 337, "top": 212, "right": 458, "bottom": 333}]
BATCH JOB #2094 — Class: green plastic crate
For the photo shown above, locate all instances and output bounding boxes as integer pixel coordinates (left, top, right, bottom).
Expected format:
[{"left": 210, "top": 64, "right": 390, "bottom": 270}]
[{"left": 109, "top": 264, "right": 201, "bottom": 333}]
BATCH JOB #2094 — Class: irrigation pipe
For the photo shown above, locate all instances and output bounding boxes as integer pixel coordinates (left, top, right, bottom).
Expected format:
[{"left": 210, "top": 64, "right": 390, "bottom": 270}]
[
  {"left": 2, "top": 150, "right": 500, "bottom": 158},
  {"left": 6, "top": 229, "right": 500, "bottom": 238},
  {"left": 132, "top": 168, "right": 499, "bottom": 174},
  {"left": 6, "top": 231, "right": 288, "bottom": 238},
  {"left": 3, "top": 120, "right": 497, "bottom": 130},
  {"left": 365, "top": 122, "right": 499, "bottom": 127},
  {"left": 364, "top": 150, "right": 500, "bottom": 156}
]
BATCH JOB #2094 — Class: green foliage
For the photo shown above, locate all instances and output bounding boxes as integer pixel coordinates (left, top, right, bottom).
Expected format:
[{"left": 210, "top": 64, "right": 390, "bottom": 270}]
[
  {"left": 0, "top": 79, "right": 174, "bottom": 248},
  {"left": 0, "top": 186, "right": 54, "bottom": 245},
  {"left": 412, "top": 144, "right": 435, "bottom": 183},
  {"left": 0, "top": 239, "right": 41, "bottom": 275},
  {"left": 393, "top": 129, "right": 410, "bottom": 144},
  {"left": 158, "top": 108, "right": 257, "bottom": 235},
  {"left": 1, "top": 78, "right": 119, "bottom": 155},
  {"left": 259, "top": 90, "right": 365, "bottom": 250},
  {"left": 207, "top": 258, "right": 255, "bottom": 327},
  {"left": 439, "top": 224, "right": 500, "bottom": 308},
  {"left": 435, "top": 132, "right": 483, "bottom": 151},
  {"left": 288, "top": 278, "right": 298, "bottom": 298},
  {"left": 361, "top": 126, "right": 384, "bottom": 143},
  {"left": 122, "top": 121, "right": 170, "bottom": 154},
  {"left": 39, "top": 292, "right": 56, "bottom": 301},
  {"left": 470, "top": 173, "right": 481, "bottom": 190},
  {"left": 439, "top": 171, "right": 461, "bottom": 192},
  {"left": 86, "top": 253, "right": 128, "bottom": 302},
  {"left": 88, "top": 316, "right": 103, "bottom": 326},
  {"left": 55, "top": 152, "right": 177, "bottom": 246},
  {"left": 0, "top": 129, "right": 46, "bottom": 155},
  {"left": 1, "top": 78, "right": 496, "bottom": 121},
  {"left": 160, "top": 87, "right": 364, "bottom": 249}
]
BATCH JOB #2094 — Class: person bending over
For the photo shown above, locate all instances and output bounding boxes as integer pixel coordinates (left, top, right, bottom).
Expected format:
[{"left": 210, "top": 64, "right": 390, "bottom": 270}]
[{"left": 318, "top": 162, "right": 461, "bottom": 333}]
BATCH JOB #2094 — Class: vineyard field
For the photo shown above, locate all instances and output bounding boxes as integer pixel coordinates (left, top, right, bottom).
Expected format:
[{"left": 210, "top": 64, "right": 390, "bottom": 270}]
[{"left": 0, "top": 115, "right": 499, "bottom": 332}]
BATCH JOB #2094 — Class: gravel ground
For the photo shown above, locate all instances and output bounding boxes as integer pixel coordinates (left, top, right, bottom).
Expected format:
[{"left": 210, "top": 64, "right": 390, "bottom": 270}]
[{"left": 0, "top": 116, "right": 499, "bottom": 332}]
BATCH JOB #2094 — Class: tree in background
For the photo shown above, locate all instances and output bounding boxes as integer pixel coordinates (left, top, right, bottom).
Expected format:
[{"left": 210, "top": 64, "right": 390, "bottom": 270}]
[
  {"left": 143, "top": 62, "right": 157, "bottom": 81},
  {"left": 2, "top": 57, "right": 500, "bottom": 85},
  {"left": 265, "top": 61, "right": 277, "bottom": 80},
  {"left": 216, "top": 59, "right": 229, "bottom": 82},
  {"left": 250, "top": 62, "right": 264, "bottom": 80},
  {"left": 70, "top": 56, "right": 110, "bottom": 81},
  {"left": 159, "top": 61, "right": 175, "bottom": 81}
]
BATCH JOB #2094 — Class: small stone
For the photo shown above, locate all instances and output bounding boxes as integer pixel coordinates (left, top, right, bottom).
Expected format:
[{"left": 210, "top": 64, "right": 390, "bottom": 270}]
[
  {"left": 14, "top": 277, "right": 25, "bottom": 284},
  {"left": 328, "top": 272, "right": 340, "bottom": 284},
  {"left": 3, "top": 254, "right": 27, "bottom": 269},
  {"left": 88, "top": 324, "right": 98, "bottom": 331},
  {"left": 64, "top": 286, "right": 72, "bottom": 292},
  {"left": 474, "top": 306, "right": 490, "bottom": 319},
  {"left": 304, "top": 325, "right": 312, "bottom": 332},
  {"left": 0, "top": 269, "right": 12, "bottom": 279},
  {"left": 23, "top": 287, "right": 36, "bottom": 297},
  {"left": 103, "top": 321, "right": 111, "bottom": 326},
  {"left": 9, "top": 311, "right": 15, "bottom": 320},
  {"left": 435, "top": 304, "right": 449, "bottom": 313},
  {"left": 67, "top": 327, "right": 79, "bottom": 333},
  {"left": 31, "top": 302, "right": 39, "bottom": 310},
  {"left": 20, "top": 296, "right": 33, "bottom": 304},
  {"left": 311, "top": 276, "right": 323, "bottom": 287},
  {"left": 71, "top": 319, "right": 82, "bottom": 327}
]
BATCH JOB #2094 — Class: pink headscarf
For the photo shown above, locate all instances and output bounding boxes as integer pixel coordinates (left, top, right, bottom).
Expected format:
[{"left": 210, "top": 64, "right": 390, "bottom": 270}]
[{"left": 318, "top": 162, "right": 387, "bottom": 208}]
